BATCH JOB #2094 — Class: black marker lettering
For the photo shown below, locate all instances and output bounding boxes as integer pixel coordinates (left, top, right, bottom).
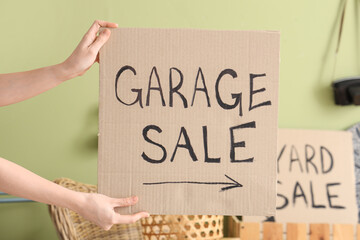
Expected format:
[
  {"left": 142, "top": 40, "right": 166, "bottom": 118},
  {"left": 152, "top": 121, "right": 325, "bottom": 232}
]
[
  {"left": 320, "top": 146, "right": 334, "bottom": 174},
  {"left": 191, "top": 67, "right": 211, "bottom": 107},
  {"left": 169, "top": 67, "right": 188, "bottom": 108},
  {"left": 293, "top": 181, "right": 308, "bottom": 207},
  {"left": 277, "top": 144, "right": 286, "bottom": 174},
  {"left": 290, "top": 145, "right": 303, "bottom": 173},
  {"left": 141, "top": 125, "right": 167, "bottom": 164},
  {"left": 230, "top": 121, "right": 256, "bottom": 162},
  {"left": 305, "top": 144, "right": 318, "bottom": 174},
  {"left": 146, "top": 66, "right": 166, "bottom": 106},
  {"left": 115, "top": 65, "right": 143, "bottom": 107},
  {"left": 310, "top": 181, "right": 325, "bottom": 208},
  {"left": 170, "top": 127, "right": 198, "bottom": 162},
  {"left": 326, "top": 183, "right": 345, "bottom": 209},
  {"left": 215, "top": 69, "right": 242, "bottom": 116},
  {"left": 276, "top": 181, "right": 289, "bottom": 210},
  {"left": 249, "top": 73, "right": 271, "bottom": 111},
  {"left": 203, "top": 126, "right": 220, "bottom": 163}
]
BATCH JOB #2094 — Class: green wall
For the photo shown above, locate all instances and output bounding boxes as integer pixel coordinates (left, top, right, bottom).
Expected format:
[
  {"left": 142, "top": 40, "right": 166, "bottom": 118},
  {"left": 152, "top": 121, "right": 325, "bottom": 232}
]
[{"left": 1, "top": 0, "right": 360, "bottom": 239}]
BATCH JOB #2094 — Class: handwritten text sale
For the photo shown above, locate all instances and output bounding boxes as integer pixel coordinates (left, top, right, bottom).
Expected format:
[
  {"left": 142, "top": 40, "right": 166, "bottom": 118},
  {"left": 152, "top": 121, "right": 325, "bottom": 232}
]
[{"left": 114, "top": 65, "right": 272, "bottom": 164}]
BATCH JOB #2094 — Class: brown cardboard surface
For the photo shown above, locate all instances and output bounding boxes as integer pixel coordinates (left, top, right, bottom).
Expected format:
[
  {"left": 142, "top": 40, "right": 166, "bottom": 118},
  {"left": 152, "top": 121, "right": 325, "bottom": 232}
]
[
  {"left": 245, "top": 129, "right": 357, "bottom": 224},
  {"left": 98, "top": 28, "right": 280, "bottom": 215}
]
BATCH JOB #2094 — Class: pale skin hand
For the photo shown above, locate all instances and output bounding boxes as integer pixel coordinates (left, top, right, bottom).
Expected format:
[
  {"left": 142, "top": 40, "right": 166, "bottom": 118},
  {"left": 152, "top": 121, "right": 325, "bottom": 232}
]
[
  {"left": 0, "top": 157, "right": 149, "bottom": 230},
  {"left": 0, "top": 20, "right": 149, "bottom": 230},
  {"left": 0, "top": 20, "right": 116, "bottom": 107}
]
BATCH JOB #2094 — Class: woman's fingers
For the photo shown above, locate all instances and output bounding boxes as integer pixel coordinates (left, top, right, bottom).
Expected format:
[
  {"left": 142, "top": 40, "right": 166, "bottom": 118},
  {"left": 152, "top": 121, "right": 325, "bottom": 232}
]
[
  {"left": 114, "top": 212, "right": 150, "bottom": 224},
  {"left": 81, "top": 20, "right": 118, "bottom": 47},
  {"left": 87, "top": 20, "right": 117, "bottom": 38},
  {"left": 112, "top": 196, "right": 138, "bottom": 207},
  {"left": 90, "top": 29, "right": 111, "bottom": 53},
  {"left": 109, "top": 196, "right": 149, "bottom": 225}
]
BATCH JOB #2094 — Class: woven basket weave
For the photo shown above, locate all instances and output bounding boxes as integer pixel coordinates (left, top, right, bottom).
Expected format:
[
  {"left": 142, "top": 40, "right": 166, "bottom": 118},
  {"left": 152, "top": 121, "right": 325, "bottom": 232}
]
[
  {"left": 48, "top": 178, "right": 143, "bottom": 240},
  {"left": 141, "top": 215, "right": 223, "bottom": 240}
]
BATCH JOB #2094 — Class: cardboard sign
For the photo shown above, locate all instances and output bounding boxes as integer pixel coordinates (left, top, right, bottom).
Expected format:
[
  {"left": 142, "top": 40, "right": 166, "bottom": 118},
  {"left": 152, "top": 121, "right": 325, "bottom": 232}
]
[
  {"left": 245, "top": 129, "right": 357, "bottom": 223},
  {"left": 348, "top": 122, "right": 360, "bottom": 223},
  {"left": 98, "top": 28, "right": 280, "bottom": 215}
]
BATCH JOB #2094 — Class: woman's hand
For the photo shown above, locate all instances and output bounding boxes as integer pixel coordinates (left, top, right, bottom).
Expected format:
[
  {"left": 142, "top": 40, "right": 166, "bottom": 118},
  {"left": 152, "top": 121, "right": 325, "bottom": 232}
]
[
  {"left": 0, "top": 157, "right": 149, "bottom": 230},
  {"left": 0, "top": 20, "right": 118, "bottom": 106},
  {"left": 76, "top": 193, "right": 149, "bottom": 230},
  {"left": 62, "top": 20, "right": 118, "bottom": 79}
]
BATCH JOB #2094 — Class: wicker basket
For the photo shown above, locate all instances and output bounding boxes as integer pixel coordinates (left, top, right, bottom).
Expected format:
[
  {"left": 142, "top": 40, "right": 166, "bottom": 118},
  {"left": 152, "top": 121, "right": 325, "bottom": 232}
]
[
  {"left": 48, "top": 178, "right": 143, "bottom": 240},
  {"left": 141, "top": 215, "right": 223, "bottom": 240}
]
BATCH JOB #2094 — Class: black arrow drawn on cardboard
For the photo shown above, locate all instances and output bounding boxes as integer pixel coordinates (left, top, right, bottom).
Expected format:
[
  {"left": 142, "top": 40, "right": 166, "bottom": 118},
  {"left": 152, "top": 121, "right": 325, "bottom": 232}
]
[{"left": 143, "top": 174, "right": 243, "bottom": 192}]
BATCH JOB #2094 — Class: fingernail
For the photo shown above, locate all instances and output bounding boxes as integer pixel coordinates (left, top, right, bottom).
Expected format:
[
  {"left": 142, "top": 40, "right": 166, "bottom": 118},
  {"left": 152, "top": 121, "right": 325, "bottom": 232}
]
[{"left": 132, "top": 196, "right": 138, "bottom": 201}]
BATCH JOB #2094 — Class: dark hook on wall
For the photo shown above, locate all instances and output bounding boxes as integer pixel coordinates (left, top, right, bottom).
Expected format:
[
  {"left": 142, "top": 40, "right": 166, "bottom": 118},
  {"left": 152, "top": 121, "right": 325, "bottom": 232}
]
[
  {"left": 333, "top": 77, "right": 360, "bottom": 105},
  {"left": 329, "top": 0, "right": 360, "bottom": 106}
]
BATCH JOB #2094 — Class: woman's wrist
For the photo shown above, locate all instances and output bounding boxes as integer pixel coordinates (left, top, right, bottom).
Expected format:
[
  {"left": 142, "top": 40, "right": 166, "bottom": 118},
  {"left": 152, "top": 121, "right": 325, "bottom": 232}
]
[
  {"left": 52, "top": 61, "right": 79, "bottom": 83},
  {"left": 61, "top": 189, "right": 88, "bottom": 213}
]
